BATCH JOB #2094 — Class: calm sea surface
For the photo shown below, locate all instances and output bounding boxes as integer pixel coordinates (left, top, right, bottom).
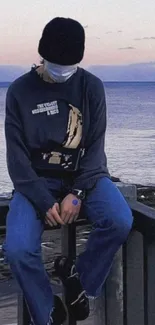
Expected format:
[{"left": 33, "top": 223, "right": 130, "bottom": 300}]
[{"left": 0, "top": 81, "right": 155, "bottom": 192}]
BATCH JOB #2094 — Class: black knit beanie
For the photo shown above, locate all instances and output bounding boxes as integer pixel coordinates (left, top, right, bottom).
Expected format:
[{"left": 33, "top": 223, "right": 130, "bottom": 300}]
[{"left": 38, "top": 17, "right": 85, "bottom": 65}]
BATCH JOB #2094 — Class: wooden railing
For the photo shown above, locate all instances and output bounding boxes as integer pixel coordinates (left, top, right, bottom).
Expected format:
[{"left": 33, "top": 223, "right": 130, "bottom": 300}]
[{"left": 0, "top": 189, "right": 155, "bottom": 325}]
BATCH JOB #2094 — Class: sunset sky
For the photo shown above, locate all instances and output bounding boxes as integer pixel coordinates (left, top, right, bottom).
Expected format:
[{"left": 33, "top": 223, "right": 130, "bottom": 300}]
[{"left": 0, "top": 0, "right": 155, "bottom": 66}]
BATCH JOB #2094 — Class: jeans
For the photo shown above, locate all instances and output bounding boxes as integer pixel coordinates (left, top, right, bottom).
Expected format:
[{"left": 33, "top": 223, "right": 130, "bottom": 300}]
[{"left": 3, "top": 177, "right": 133, "bottom": 325}]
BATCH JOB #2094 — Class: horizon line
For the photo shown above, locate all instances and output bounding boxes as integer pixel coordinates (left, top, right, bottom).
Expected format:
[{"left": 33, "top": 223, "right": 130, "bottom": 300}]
[
  {"left": 1, "top": 80, "right": 155, "bottom": 84},
  {"left": 0, "top": 61, "right": 155, "bottom": 68}
]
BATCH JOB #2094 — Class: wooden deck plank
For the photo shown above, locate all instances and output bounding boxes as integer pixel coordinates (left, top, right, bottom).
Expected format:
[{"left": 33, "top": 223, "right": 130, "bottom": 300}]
[{"left": 123, "top": 231, "right": 145, "bottom": 325}]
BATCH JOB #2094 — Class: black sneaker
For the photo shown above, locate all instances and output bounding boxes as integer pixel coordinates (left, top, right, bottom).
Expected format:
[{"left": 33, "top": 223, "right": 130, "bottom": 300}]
[{"left": 54, "top": 256, "right": 90, "bottom": 321}]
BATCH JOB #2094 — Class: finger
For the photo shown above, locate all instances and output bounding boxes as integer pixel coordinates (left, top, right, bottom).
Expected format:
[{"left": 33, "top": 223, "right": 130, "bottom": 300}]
[
  {"left": 61, "top": 211, "right": 67, "bottom": 222},
  {"left": 46, "top": 213, "right": 57, "bottom": 226},
  {"left": 68, "top": 213, "right": 75, "bottom": 224},
  {"left": 48, "top": 220, "right": 54, "bottom": 227},
  {"left": 68, "top": 213, "right": 78, "bottom": 224},
  {"left": 74, "top": 213, "right": 79, "bottom": 222},
  {"left": 46, "top": 216, "right": 56, "bottom": 227},
  {"left": 55, "top": 204, "right": 60, "bottom": 214},
  {"left": 60, "top": 206, "right": 67, "bottom": 221},
  {"left": 45, "top": 217, "right": 54, "bottom": 227},
  {"left": 64, "top": 212, "right": 72, "bottom": 224},
  {"left": 53, "top": 210, "right": 65, "bottom": 225}
]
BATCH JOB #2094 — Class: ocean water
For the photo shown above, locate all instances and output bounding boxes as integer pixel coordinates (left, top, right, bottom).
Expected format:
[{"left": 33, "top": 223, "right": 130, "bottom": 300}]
[{"left": 0, "top": 81, "right": 155, "bottom": 194}]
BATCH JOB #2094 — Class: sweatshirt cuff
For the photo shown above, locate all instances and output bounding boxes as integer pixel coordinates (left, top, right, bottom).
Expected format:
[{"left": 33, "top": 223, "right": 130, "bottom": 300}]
[{"left": 37, "top": 196, "right": 56, "bottom": 217}]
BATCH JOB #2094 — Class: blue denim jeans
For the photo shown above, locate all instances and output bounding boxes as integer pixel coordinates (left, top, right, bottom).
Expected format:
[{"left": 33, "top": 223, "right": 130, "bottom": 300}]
[{"left": 3, "top": 177, "right": 133, "bottom": 325}]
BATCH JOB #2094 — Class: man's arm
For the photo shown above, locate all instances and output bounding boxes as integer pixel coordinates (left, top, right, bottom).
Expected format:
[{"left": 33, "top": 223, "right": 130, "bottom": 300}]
[
  {"left": 72, "top": 77, "right": 110, "bottom": 191},
  {"left": 5, "top": 87, "right": 56, "bottom": 215}
]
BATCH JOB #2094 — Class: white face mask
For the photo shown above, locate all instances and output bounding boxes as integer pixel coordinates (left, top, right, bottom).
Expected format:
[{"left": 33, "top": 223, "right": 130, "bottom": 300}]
[{"left": 44, "top": 60, "right": 78, "bottom": 83}]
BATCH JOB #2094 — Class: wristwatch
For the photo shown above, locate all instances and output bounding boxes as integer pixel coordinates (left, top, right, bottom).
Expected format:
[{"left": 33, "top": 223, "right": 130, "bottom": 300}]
[{"left": 71, "top": 189, "right": 85, "bottom": 200}]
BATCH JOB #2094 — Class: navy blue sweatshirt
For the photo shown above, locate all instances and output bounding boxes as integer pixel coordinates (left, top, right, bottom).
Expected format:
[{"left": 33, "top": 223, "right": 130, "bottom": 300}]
[{"left": 5, "top": 67, "right": 110, "bottom": 215}]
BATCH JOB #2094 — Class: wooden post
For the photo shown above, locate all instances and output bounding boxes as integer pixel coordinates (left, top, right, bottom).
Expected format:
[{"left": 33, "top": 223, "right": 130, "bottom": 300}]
[
  {"left": 144, "top": 237, "right": 155, "bottom": 325},
  {"left": 105, "top": 183, "right": 137, "bottom": 325},
  {"left": 94, "top": 290, "right": 106, "bottom": 325},
  {"left": 61, "top": 225, "right": 76, "bottom": 325},
  {"left": 61, "top": 224, "right": 76, "bottom": 260},
  {"left": 105, "top": 248, "right": 124, "bottom": 325},
  {"left": 123, "top": 231, "right": 145, "bottom": 325}
]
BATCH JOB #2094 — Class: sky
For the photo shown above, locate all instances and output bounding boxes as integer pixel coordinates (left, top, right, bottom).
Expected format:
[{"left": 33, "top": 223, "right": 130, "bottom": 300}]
[{"left": 0, "top": 0, "right": 155, "bottom": 66}]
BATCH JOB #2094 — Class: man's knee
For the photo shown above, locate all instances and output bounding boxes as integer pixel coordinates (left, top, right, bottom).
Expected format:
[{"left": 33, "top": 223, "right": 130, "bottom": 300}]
[
  {"left": 4, "top": 245, "right": 25, "bottom": 265},
  {"left": 90, "top": 203, "right": 133, "bottom": 243},
  {"left": 4, "top": 192, "right": 41, "bottom": 265},
  {"left": 4, "top": 240, "right": 35, "bottom": 265},
  {"left": 10, "top": 192, "right": 36, "bottom": 215},
  {"left": 117, "top": 206, "right": 133, "bottom": 242},
  {"left": 109, "top": 203, "right": 133, "bottom": 244}
]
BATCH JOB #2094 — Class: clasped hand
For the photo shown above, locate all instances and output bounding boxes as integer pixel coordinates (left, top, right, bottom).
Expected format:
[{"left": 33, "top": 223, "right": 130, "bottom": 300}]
[{"left": 45, "top": 194, "right": 81, "bottom": 227}]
